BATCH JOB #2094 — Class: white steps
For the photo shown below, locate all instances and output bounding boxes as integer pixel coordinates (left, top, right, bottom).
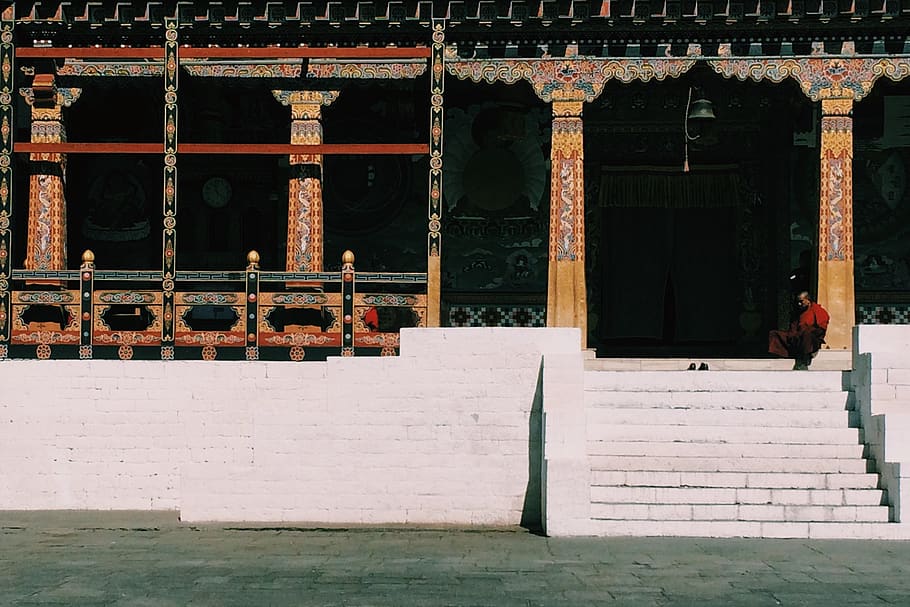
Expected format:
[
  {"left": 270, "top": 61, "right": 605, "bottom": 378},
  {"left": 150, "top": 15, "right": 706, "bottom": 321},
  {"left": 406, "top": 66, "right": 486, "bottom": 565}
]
[
  {"left": 584, "top": 368, "right": 893, "bottom": 537},
  {"left": 587, "top": 520, "right": 910, "bottom": 539},
  {"left": 590, "top": 441, "right": 866, "bottom": 459},
  {"left": 585, "top": 350, "right": 852, "bottom": 371},
  {"left": 587, "top": 390, "right": 851, "bottom": 410},
  {"left": 589, "top": 455, "right": 870, "bottom": 474},
  {"left": 585, "top": 370, "right": 849, "bottom": 392}
]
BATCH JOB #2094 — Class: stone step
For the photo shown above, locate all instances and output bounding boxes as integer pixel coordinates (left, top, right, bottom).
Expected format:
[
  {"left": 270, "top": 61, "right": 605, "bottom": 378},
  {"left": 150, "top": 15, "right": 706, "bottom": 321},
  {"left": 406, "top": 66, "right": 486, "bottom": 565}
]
[
  {"left": 588, "top": 423, "right": 861, "bottom": 445},
  {"left": 587, "top": 407, "right": 856, "bottom": 429},
  {"left": 590, "top": 503, "right": 889, "bottom": 523},
  {"left": 585, "top": 351, "right": 853, "bottom": 372},
  {"left": 591, "top": 486, "right": 878, "bottom": 506},
  {"left": 584, "top": 370, "right": 848, "bottom": 392},
  {"left": 588, "top": 441, "right": 866, "bottom": 459},
  {"left": 584, "top": 390, "right": 851, "bottom": 410},
  {"left": 590, "top": 471, "right": 880, "bottom": 490},
  {"left": 589, "top": 455, "right": 871, "bottom": 474},
  {"left": 585, "top": 519, "right": 910, "bottom": 539}
]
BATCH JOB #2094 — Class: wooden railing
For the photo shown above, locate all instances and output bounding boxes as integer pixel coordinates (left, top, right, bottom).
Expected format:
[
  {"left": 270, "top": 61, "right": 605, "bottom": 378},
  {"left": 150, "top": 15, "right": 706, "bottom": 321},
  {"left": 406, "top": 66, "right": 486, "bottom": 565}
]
[{"left": 5, "top": 250, "right": 426, "bottom": 361}]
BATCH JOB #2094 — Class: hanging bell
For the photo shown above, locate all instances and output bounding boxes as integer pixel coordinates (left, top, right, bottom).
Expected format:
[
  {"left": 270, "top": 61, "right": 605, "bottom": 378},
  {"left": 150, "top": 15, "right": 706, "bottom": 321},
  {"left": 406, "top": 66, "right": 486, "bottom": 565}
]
[{"left": 687, "top": 97, "right": 716, "bottom": 121}]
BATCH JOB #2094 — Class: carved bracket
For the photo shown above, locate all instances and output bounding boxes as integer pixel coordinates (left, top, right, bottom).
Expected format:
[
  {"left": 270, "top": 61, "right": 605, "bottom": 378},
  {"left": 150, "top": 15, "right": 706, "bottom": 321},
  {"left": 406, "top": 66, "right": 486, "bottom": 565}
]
[
  {"left": 708, "top": 43, "right": 910, "bottom": 101},
  {"left": 446, "top": 52, "right": 696, "bottom": 103}
]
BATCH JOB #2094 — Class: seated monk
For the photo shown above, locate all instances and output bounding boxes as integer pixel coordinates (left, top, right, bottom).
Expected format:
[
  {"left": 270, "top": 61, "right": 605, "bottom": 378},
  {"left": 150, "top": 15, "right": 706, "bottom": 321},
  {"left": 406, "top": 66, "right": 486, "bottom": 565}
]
[{"left": 769, "top": 291, "right": 830, "bottom": 370}]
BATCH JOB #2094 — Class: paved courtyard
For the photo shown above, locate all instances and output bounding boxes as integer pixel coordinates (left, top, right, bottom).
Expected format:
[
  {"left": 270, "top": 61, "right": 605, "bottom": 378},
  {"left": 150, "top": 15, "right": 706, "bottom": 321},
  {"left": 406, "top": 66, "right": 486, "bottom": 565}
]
[{"left": 2, "top": 513, "right": 910, "bottom": 606}]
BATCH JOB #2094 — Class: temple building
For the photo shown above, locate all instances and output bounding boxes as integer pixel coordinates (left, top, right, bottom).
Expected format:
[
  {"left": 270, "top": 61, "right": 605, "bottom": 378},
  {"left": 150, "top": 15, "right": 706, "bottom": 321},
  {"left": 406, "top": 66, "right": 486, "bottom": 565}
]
[{"left": 2, "top": 1, "right": 910, "bottom": 361}]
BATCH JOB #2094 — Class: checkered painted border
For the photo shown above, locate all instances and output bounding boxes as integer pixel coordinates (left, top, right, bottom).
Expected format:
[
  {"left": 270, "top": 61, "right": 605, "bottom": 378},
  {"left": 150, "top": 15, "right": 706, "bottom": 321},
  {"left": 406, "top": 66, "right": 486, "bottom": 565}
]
[
  {"left": 857, "top": 304, "right": 910, "bottom": 325},
  {"left": 447, "top": 305, "right": 546, "bottom": 328}
]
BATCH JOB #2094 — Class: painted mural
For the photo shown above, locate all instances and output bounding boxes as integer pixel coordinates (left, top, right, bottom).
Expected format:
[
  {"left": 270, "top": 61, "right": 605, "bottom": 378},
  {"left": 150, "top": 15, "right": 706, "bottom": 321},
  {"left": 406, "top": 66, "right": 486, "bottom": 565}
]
[{"left": 440, "top": 102, "right": 550, "bottom": 293}]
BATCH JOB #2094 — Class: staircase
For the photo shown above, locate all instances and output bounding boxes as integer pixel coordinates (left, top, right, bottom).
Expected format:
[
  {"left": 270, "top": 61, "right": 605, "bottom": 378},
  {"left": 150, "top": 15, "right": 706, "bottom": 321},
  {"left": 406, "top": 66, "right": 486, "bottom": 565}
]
[{"left": 583, "top": 364, "right": 900, "bottom": 538}]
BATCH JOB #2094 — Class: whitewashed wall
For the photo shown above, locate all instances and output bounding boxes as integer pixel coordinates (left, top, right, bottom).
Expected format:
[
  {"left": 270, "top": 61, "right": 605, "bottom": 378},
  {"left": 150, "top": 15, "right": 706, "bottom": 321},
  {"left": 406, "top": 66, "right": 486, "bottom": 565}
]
[
  {"left": 852, "top": 325, "right": 910, "bottom": 522},
  {"left": 0, "top": 328, "right": 581, "bottom": 525}
]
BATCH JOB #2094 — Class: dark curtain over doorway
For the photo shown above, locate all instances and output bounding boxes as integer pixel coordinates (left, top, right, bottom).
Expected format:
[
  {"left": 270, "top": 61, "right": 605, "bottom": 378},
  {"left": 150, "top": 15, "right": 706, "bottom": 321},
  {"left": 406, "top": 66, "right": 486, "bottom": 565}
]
[{"left": 599, "top": 167, "right": 741, "bottom": 343}]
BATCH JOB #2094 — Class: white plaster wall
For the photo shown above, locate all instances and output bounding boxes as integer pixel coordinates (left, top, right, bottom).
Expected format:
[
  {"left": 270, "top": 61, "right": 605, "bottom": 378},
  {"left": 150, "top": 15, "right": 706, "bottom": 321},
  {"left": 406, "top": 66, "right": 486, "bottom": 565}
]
[
  {"left": 0, "top": 328, "right": 580, "bottom": 526},
  {"left": 852, "top": 325, "right": 910, "bottom": 522}
]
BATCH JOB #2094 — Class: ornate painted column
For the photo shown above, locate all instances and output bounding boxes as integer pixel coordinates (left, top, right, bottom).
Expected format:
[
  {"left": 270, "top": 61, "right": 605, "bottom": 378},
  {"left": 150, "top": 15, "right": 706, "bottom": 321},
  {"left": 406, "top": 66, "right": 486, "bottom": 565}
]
[
  {"left": 19, "top": 75, "right": 80, "bottom": 277},
  {"left": 272, "top": 90, "right": 339, "bottom": 273},
  {"left": 548, "top": 99, "right": 588, "bottom": 341},
  {"left": 709, "top": 46, "right": 910, "bottom": 350},
  {"left": 161, "top": 17, "right": 178, "bottom": 359},
  {"left": 0, "top": 7, "right": 13, "bottom": 353},
  {"left": 817, "top": 98, "right": 854, "bottom": 350},
  {"left": 426, "top": 20, "right": 445, "bottom": 327}
]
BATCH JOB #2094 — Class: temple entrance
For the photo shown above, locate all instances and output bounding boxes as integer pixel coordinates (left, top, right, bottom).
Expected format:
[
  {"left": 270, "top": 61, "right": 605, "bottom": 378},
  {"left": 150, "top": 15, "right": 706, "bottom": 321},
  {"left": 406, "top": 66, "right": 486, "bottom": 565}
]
[
  {"left": 588, "top": 160, "right": 776, "bottom": 357},
  {"left": 599, "top": 203, "right": 739, "bottom": 349}
]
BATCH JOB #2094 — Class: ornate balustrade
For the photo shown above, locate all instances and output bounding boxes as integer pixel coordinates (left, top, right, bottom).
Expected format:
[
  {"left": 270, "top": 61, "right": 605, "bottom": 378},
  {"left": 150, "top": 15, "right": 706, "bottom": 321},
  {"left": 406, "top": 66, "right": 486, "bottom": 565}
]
[{"left": 3, "top": 250, "right": 426, "bottom": 361}]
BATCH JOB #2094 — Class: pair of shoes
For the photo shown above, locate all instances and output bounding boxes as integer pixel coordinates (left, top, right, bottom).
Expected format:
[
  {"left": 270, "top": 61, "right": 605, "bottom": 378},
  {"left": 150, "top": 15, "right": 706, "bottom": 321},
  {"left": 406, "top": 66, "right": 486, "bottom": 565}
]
[{"left": 687, "top": 362, "right": 710, "bottom": 371}]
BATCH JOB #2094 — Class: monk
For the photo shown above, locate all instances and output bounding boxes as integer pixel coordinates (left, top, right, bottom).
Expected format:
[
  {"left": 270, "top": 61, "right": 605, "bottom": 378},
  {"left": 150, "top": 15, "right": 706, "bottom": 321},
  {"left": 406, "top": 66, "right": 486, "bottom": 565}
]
[{"left": 769, "top": 291, "right": 830, "bottom": 370}]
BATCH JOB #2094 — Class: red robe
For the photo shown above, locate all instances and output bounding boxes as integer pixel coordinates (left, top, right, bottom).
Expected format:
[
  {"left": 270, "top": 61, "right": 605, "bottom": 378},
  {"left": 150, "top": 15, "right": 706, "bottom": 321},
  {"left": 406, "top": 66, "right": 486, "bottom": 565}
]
[{"left": 769, "top": 302, "right": 830, "bottom": 358}]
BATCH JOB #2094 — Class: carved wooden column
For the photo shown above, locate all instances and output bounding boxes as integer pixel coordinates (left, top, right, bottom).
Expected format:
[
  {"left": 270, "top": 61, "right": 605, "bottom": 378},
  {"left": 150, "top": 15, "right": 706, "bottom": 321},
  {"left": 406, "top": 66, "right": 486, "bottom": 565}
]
[
  {"left": 272, "top": 90, "right": 339, "bottom": 273},
  {"left": 19, "top": 75, "right": 80, "bottom": 277},
  {"left": 426, "top": 20, "right": 445, "bottom": 327},
  {"left": 548, "top": 99, "right": 587, "bottom": 344},
  {"left": 0, "top": 7, "right": 13, "bottom": 352},
  {"left": 817, "top": 98, "right": 854, "bottom": 350}
]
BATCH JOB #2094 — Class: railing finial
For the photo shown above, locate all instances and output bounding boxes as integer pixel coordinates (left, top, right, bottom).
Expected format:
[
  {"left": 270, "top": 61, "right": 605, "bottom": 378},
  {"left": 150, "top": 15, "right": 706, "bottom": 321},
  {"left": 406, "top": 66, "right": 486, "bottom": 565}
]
[
  {"left": 81, "top": 249, "right": 95, "bottom": 266},
  {"left": 247, "top": 250, "right": 260, "bottom": 269},
  {"left": 342, "top": 250, "right": 355, "bottom": 266}
]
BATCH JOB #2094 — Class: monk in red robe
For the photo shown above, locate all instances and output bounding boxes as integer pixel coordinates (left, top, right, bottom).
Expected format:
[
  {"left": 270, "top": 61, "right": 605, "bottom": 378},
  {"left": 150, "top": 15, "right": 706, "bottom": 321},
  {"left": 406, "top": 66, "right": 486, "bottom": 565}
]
[{"left": 769, "top": 291, "right": 830, "bottom": 370}]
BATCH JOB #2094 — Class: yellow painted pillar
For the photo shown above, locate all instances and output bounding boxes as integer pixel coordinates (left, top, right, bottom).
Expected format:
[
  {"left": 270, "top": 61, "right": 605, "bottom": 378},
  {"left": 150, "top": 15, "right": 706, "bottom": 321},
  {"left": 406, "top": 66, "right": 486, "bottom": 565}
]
[
  {"left": 817, "top": 98, "right": 855, "bottom": 350},
  {"left": 272, "top": 90, "right": 339, "bottom": 273},
  {"left": 547, "top": 100, "right": 587, "bottom": 348},
  {"left": 20, "top": 75, "right": 80, "bottom": 276}
]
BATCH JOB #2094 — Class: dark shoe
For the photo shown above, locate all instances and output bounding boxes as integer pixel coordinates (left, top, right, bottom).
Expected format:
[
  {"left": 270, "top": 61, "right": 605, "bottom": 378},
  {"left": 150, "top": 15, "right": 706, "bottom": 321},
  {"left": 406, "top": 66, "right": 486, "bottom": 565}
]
[
  {"left": 687, "top": 363, "right": 697, "bottom": 371},
  {"left": 793, "top": 360, "right": 809, "bottom": 371},
  {"left": 698, "top": 362, "right": 709, "bottom": 371}
]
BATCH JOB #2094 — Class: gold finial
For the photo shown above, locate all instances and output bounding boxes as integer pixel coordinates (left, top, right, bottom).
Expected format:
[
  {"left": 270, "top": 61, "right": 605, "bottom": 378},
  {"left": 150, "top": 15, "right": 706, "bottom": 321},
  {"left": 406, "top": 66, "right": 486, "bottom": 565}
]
[
  {"left": 342, "top": 250, "right": 355, "bottom": 265},
  {"left": 82, "top": 249, "right": 95, "bottom": 264},
  {"left": 247, "top": 250, "right": 261, "bottom": 266}
]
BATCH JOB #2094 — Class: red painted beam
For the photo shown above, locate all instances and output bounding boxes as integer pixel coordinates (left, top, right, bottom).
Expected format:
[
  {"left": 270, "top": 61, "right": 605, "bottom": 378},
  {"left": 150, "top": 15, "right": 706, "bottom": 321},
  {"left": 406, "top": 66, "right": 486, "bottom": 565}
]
[
  {"left": 15, "top": 143, "right": 163, "bottom": 154},
  {"left": 15, "top": 48, "right": 166, "bottom": 59},
  {"left": 177, "top": 143, "right": 430, "bottom": 154},
  {"left": 15, "top": 47, "right": 430, "bottom": 59},
  {"left": 15, "top": 143, "right": 430, "bottom": 155},
  {"left": 179, "top": 47, "right": 431, "bottom": 59}
]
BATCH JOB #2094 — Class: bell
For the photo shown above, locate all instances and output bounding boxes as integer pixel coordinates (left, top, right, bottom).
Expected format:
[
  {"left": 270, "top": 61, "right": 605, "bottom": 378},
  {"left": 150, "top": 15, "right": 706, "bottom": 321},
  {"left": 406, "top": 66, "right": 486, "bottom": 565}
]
[{"left": 687, "top": 98, "right": 716, "bottom": 121}]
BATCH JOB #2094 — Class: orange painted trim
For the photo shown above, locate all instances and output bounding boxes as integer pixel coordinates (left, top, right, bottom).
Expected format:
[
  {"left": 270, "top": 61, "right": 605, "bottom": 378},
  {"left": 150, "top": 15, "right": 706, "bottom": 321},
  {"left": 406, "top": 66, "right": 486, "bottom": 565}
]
[
  {"left": 16, "top": 48, "right": 166, "bottom": 59},
  {"left": 16, "top": 143, "right": 430, "bottom": 155},
  {"left": 16, "top": 47, "right": 430, "bottom": 59},
  {"left": 179, "top": 47, "right": 431, "bottom": 59}
]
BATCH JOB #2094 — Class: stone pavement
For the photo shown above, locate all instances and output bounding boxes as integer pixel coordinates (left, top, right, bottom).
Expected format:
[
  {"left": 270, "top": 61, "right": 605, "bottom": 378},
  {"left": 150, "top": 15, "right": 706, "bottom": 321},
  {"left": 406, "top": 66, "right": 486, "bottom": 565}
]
[{"left": 2, "top": 513, "right": 910, "bottom": 606}]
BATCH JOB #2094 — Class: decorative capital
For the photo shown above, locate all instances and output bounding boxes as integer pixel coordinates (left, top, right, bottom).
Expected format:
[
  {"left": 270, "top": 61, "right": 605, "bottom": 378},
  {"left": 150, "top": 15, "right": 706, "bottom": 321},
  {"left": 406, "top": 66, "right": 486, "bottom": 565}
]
[
  {"left": 553, "top": 100, "right": 584, "bottom": 117},
  {"left": 272, "top": 90, "right": 340, "bottom": 119},
  {"left": 19, "top": 85, "right": 82, "bottom": 109},
  {"left": 821, "top": 98, "right": 853, "bottom": 117}
]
